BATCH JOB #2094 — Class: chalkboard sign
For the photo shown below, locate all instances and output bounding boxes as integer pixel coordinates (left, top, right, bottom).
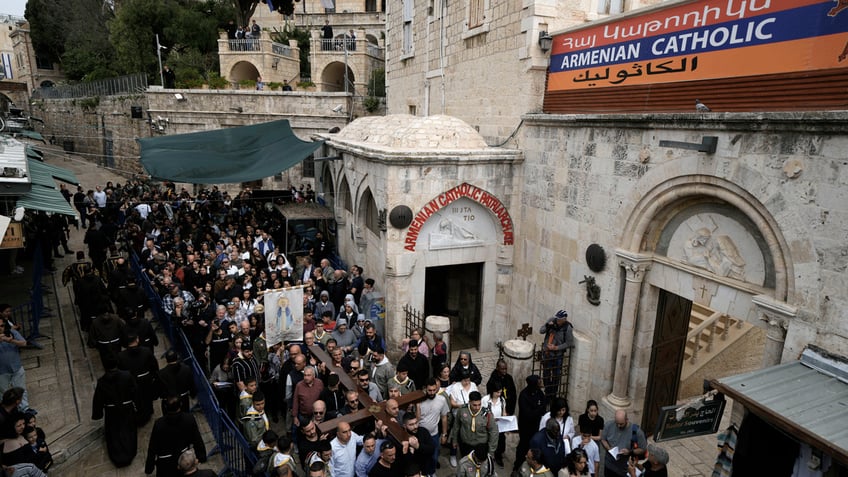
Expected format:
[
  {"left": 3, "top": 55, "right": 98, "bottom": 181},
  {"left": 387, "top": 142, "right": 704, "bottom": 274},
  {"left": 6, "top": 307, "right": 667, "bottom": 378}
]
[{"left": 654, "top": 398, "right": 726, "bottom": 442}]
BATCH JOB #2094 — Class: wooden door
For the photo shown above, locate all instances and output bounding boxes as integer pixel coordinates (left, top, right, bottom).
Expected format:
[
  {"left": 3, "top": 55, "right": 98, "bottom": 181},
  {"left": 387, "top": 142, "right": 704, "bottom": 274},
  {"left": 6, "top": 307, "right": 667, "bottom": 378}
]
[{"left": 642, "top": 289, "right": 692, "bottom": 434}]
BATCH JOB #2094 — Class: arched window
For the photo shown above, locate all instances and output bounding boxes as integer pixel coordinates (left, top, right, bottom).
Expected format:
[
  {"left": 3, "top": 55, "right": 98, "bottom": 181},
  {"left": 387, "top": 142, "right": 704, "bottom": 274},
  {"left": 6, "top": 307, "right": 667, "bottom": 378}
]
[
  {"left": 360, "top": 188, "right": 379, "bottom": 235},
  {"left": 339, "top": 176, "right": 352, "bottom": 213}
]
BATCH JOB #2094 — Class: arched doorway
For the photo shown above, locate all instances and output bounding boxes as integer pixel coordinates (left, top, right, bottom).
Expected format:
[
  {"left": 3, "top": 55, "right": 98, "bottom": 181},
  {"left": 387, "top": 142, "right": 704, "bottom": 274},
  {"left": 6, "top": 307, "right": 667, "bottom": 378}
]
[
  {"left": 228, "top": 61, "right": 261, "bottom": 84},
  {"left": 616, "top": 175, "right": 793, "bottom": 431},
  {"left": 320, "top": 61, "right": 355, "bottom": 94}
]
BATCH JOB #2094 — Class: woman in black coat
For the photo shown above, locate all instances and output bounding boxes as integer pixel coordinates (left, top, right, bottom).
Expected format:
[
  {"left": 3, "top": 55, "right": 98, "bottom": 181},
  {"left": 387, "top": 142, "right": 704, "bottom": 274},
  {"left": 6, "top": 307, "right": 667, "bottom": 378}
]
[{"left": 512, "top": 374, "right": 547, "bottom": 473}]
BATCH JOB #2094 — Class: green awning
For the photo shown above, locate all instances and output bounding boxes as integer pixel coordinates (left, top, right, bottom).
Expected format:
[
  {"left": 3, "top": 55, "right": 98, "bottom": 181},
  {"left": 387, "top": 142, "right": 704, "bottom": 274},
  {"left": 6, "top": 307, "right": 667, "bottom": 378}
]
[
  {"left": 28, "top": 159, "right": 80, "bottom": 185},
  {"left": 15, "top": 184, "right": 77, "bottom": 217},
  {"left": 26, "top": 146, "right": 43, "bottom": 160},
  {"left": 17, "top": 130, "right": 45, "bottom": 142},
  {"left": 138, "top": 119, "right": 324, "bottom": 184}
]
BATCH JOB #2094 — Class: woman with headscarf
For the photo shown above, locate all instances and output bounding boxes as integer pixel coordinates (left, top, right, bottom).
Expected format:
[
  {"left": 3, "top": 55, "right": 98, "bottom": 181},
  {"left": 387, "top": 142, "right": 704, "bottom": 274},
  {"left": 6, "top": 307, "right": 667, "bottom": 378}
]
[{"left": 449, "top": 351, "right": 482, "bottom": 385}]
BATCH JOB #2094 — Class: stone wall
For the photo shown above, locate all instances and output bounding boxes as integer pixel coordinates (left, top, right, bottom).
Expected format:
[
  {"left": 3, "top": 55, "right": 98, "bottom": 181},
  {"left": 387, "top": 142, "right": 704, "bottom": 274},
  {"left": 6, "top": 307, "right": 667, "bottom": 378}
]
[
  {"left": 517, "top": 112, "right": 848, "bottom": 420},
  {"left": 30, "top": 89, "right": 351, "bottom": 188},
  {"left": 383, "top": 0, "right": 665, "bottom": 144}
]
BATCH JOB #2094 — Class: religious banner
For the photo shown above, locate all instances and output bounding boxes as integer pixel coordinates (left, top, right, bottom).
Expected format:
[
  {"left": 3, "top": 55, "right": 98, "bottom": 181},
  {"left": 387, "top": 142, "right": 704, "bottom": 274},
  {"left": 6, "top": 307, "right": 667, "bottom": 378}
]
[
  {"left": 263, "top": 287, "right": 304, "bottom": 346},
  {"left": 548, "top": 0, "right": 848, "bottom": 91}
]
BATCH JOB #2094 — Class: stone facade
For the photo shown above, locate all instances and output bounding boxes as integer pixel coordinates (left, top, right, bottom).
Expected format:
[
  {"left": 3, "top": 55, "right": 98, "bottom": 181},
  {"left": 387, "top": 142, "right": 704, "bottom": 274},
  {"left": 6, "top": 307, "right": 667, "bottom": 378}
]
[
  {"left": 317, "top": 114, "right": 523, "bottom": 348},
  {"left": 31, "top": 89, "right": 349, "bottom": 189},
  {"left": 384, "top": 0, "right": 663, "bottom": 144},
  {"left": 515, "top": 112, "right": 848, "bottom": 423}
]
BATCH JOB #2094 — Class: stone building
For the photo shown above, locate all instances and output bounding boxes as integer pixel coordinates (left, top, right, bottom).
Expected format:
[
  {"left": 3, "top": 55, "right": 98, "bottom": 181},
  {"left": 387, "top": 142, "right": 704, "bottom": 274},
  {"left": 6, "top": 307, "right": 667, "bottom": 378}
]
[{"left": 328, "top": 0, "right": 848, "bottom": 453}]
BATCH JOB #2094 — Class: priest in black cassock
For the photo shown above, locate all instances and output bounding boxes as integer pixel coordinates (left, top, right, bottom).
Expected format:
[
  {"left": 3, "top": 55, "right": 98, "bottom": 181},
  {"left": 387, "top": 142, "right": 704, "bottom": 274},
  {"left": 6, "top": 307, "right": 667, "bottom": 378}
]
[{"left": 92, "top": 354, "right": 138, "bottom": 467}]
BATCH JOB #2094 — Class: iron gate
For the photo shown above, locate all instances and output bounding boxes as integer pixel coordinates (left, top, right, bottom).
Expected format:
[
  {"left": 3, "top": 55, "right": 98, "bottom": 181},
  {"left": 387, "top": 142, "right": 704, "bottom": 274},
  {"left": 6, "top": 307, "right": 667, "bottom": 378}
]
[
  {"left": 402, "top": 304, "right": 425, "bottom": 340},
  {"left": 497, "top": 323, "right": 572, "bottom": 403}
]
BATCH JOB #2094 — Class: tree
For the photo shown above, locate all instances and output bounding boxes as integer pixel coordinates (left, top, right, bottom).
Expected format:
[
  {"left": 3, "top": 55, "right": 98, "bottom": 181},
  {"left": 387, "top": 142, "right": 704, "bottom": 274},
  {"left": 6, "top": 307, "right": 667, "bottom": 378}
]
[
  {"left": 25, "top": 0, "right": 73, "bottom": 64},
  {"left": 109, "top": 0, "right": 177, "bottom": 82},
  {"left": 231, "top": 0, "right": 262, "bottom": 27},
  {"left": 61, "top": 0, "right": 117, "bottom": 80}
]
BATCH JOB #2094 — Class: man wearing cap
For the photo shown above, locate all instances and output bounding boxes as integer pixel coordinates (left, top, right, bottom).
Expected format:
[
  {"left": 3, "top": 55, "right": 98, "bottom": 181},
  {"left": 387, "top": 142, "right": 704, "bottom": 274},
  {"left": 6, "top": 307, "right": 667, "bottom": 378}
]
[
  {"left": 331, "top": 318, "right": 357, "bottom": 355},
  {"left": 628, "top": 443, "right": 668, "bottom": 477},
  {"left": 232, "top": 339, "right": 261, "bottom": 393},
  {"left": 539, "top": 309, "right": 574, "bottom": 398}
]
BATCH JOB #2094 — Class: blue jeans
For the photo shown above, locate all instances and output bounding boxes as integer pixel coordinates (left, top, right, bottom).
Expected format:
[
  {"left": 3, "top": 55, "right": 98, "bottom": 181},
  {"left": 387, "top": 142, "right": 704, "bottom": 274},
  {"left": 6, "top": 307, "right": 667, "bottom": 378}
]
[
  {"left": 425, "top": 433, "right": 440, "bottom": 475},
  {"left": 0, "top": 366, "right": 28, "bottom": 410}
]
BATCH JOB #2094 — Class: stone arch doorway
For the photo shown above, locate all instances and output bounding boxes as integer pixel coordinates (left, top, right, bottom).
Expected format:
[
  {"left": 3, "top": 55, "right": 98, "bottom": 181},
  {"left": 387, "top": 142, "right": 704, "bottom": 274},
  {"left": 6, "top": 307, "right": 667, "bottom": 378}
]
[
  {"left": 228, "top": 61, "right": 261, "bottom": 83},
  {"left": 607, "top": 175, "right": 794, "bottom": 430},
  {"left": 320, "top": 61, "right": 355, "bottom": 94}
]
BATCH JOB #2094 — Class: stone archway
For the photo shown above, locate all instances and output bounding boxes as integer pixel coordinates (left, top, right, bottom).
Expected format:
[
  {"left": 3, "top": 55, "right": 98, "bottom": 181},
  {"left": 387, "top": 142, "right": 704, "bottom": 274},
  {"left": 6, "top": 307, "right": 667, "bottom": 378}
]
[
  {"left": 605, "top": 174, "right": 796, "bottom": 414},
  {"left": 229, "top": 61, "right": 261, "bottom": 83},
  {"left": 320, "top": 61, "right": 355, "bottom": 94}
]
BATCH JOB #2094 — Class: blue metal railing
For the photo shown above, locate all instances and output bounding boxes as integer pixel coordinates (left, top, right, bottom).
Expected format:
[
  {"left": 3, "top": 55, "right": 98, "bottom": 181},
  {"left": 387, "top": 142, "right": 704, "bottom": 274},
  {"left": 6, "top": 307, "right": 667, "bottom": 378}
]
[{"left": 129, "top": 253, "right": 257, "bottom": 476}]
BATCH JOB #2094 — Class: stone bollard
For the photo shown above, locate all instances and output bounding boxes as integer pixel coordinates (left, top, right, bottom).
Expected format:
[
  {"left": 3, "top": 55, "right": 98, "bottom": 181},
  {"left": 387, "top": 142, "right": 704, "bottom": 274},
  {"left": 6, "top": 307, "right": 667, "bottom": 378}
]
[
  {"left": 502, "top": 339, "right": 535, "bottom": 394},
  {"left": 425, "top": 315, "right": 451, "bottom": 364}
]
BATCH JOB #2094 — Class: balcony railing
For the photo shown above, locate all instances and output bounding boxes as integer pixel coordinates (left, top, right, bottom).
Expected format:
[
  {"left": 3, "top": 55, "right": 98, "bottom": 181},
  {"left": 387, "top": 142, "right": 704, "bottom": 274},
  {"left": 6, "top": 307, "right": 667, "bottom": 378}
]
[
  {"left": 223, "top": 39, "right": 294, "bottom": 57},
  {"left": 314, "top": 38, "right": 384, "bottom": 60}
]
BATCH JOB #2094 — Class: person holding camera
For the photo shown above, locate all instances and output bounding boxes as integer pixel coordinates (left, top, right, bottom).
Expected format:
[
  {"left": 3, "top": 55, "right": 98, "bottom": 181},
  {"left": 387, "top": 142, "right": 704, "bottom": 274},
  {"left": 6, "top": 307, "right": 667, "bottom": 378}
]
[{"left": 539, "top": 310, "right": 574, "bottom": 399}]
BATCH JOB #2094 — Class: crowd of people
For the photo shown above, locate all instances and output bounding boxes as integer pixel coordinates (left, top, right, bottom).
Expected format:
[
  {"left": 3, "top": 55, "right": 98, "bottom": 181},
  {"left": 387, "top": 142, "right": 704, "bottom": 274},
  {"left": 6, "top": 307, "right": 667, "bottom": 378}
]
[{"left": 0, "top": 176, "right": 672, "bottom": 477}]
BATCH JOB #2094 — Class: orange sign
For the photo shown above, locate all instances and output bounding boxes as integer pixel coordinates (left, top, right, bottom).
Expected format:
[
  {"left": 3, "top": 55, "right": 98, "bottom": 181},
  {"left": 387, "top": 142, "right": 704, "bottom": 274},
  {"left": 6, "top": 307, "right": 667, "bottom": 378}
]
[
  {"left": 0, "top": 223, "right": 24, "bottom": 249},
  {"left": 548, "top": 0, "right": 848, "bottom": 91}
]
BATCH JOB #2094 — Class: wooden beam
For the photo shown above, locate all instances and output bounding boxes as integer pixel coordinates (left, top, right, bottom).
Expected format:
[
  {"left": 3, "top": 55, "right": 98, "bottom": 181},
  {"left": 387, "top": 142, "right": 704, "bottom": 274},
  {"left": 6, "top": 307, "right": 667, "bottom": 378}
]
[{"left": 308, "top": 345, "right": 425, "bottom": 442}]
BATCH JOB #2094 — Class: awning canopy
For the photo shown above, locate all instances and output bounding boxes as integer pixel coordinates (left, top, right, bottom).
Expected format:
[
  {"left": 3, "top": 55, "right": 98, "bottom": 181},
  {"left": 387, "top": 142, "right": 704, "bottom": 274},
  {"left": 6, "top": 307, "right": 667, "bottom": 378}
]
[
  {"left": 138, "top": 119, "right": 324, "bottom": 184},
  {"left": 14, "top": 159, "right": 79, "bottom": 217},
  {"left": 15, "top": 184, "right": 77, "bottom": 217},
  {"left": 27, "top": 159, "right": 80, "bottom": 186},
  {"left": 712, "top": 345, "right": 848, "bottom": 465}
]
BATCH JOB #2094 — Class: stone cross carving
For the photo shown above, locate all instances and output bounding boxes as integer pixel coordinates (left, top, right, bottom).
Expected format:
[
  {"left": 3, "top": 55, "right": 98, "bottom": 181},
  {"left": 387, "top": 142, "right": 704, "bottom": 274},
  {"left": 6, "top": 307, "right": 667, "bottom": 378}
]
[
  {"left": 308, "top": 345, "right": 424, "bottom": 443},
  {"left": 517, "top": 323, "right": 533, "bottom": 340}
]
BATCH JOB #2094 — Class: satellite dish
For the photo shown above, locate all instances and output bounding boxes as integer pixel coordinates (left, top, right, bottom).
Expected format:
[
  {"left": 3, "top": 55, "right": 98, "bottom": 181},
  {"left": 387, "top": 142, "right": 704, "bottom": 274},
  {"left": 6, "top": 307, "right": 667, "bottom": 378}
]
[{"left": 13, "top": 207, "right": 24, "bottom": 221}]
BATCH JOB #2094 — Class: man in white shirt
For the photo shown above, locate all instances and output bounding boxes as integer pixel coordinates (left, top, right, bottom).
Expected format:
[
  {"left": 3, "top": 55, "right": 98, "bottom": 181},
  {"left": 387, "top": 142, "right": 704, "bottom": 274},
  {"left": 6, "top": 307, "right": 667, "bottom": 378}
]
[
  {"left": 93, "top": 185, "right": 107, "bottom": 208},
  {"left": 329, "top": 421, "right": 363, "bottom": 477}
]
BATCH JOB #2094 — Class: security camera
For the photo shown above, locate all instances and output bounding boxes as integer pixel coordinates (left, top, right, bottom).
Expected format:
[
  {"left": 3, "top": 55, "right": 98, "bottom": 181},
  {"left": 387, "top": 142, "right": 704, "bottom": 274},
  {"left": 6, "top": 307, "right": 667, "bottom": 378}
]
[{"left": 332, "top": 105, "right": 343, "bottom": 113}]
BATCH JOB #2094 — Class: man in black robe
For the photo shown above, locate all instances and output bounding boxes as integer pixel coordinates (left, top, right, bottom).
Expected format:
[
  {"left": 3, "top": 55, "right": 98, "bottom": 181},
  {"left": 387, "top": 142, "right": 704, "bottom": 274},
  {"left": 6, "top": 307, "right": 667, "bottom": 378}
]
[
  {"left": 88, "top": 312, "right": 126, "bottom": 367},
  {"left": 513, "top": 374, "right": 547, "bottom": 474},
  {"left": 73, "top": 264, "right": 110, "bottom": 331},
  {"left": 145, "top": 396, "right": 207, "bottom": 477},
  {"left": 157, "top": 349, "right": 196, "bottom": 414},
  {"left": 118, "top": 333, "right": 159, "bottom": 426},
  {"left": 92, "top": 355, "right": 138, "bottom": 467}
]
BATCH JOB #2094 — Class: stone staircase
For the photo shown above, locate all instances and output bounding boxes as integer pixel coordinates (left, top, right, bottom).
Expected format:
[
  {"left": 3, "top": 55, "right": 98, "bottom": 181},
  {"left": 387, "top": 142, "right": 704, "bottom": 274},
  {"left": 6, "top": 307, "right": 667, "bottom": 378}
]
[{"left": 681, "top": 303, "right": 751, "bottom": 381}]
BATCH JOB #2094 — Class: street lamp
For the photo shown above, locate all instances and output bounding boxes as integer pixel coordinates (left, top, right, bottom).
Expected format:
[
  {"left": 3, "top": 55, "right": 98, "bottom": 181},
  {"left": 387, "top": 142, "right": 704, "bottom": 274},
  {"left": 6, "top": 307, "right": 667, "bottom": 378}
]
[
  {"left": 156, "top": 34, "right": 167, "bottom": 86},
  {"left": 538, "top": 31, "right": 553, "bottom": 53}
]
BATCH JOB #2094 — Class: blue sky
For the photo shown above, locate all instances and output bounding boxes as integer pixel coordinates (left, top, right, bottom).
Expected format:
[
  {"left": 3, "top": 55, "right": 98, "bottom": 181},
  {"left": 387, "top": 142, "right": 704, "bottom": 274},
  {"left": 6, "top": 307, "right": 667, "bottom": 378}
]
[{"left": 3, "top": 0, "right": 27, "bottom": 17}]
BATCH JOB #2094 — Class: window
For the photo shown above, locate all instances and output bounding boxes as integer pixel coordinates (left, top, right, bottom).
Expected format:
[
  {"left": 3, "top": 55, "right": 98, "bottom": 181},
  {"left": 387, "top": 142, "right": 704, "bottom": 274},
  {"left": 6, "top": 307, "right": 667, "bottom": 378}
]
[
  {"left": 301, "top": 154, "right": 315, "bottom": 178},
  {"left": 339, "top": 176, "right": 352, "bottom": 213},
  {"left": 402, "top": 0, "right": 414, "bottom": 56},
  {"left": 468, "top": 0, "right": 485, "bottom": 29},
  {"left": 360, "top": 188, "right": 380, "bottom": 235},
  {"left": 35, "top": 55, "right": 53, "bottom": 70}
]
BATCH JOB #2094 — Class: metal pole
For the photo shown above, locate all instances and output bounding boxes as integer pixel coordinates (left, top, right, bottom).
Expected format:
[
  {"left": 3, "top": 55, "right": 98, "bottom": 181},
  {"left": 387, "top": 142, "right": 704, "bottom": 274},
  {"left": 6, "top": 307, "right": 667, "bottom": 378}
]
[{"left": 156, "top": 34, "right": 165, "bottom": 87}]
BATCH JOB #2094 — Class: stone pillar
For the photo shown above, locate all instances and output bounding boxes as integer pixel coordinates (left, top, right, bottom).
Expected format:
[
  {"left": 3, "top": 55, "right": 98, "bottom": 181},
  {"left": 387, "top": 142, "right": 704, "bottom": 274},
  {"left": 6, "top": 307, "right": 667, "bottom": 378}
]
[
  {"left": 502, "top": 339, "right": 534, "bottom": 392},
  {"left": 604, "top": 250, "right": 652, "bottom": 409},
  {"left": 426, "top": 315, "right": 451, "bottom": 360},
  {"left": 752, "top": 294, "right": 797, "bottom": 367}
]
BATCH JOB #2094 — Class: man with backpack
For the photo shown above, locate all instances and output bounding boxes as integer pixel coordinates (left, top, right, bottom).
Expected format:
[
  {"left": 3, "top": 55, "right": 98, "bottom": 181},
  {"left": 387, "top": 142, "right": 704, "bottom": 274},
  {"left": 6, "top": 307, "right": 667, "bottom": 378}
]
[{"left": 601, "top": 410, "right": 647, "bottom": 477}]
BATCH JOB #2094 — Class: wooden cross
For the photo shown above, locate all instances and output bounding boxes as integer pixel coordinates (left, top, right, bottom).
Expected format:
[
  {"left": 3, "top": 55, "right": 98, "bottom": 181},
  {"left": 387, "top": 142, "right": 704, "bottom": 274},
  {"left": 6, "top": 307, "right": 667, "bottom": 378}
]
[
  {"left": 517, "top": 323, "right": 533, "bottom": 340},
  {"left": 308, "top": 345, "right": 425, "bottom": 443}
]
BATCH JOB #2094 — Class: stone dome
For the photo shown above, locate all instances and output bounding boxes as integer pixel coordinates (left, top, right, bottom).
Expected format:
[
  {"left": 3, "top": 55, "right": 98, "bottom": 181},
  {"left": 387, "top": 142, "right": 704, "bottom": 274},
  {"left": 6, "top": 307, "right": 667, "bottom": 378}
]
[{"left": 333, "top": 114, "right": 490, "bottom": 150}]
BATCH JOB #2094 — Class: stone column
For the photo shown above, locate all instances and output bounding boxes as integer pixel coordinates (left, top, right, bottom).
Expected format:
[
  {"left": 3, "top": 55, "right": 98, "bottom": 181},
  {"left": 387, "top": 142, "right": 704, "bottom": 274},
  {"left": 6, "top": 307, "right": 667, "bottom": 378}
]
[
  {"left": 604, "top": 250, "right": 652, "bottom": 409},
  {"left": 426, "top": 315, "right": 451, "bottom": 360},
  {"left": 502, "top": 339, "right": 534, "bottom": 392},
  {"left": 753, "top": 294, "right": 797, "bottom": 367}
]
